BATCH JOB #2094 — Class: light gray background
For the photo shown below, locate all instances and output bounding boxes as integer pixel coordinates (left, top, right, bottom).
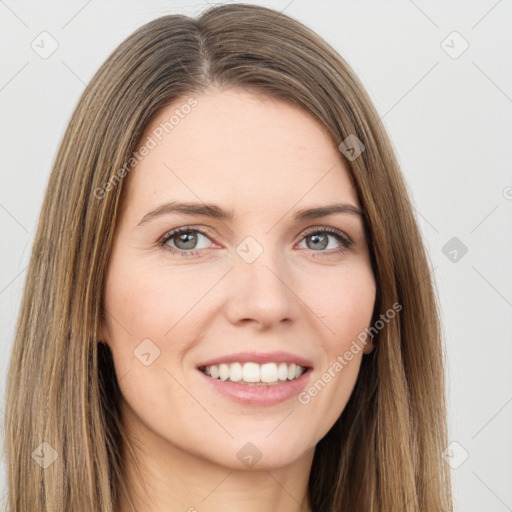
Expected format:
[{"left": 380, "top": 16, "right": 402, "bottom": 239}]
[{"left": 1, "top": 1, "right": 511, "bottom": 511}]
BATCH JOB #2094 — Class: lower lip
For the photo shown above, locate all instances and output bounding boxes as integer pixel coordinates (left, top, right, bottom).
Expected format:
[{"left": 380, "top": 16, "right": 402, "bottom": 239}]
[{"left": 197, "top": 368, "right": 312, "bottom": 406}]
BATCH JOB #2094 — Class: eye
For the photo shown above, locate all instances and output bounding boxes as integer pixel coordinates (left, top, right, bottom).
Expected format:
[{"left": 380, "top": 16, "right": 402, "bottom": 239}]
[
  {"left": 157, "top": 226, "right": 352, "bottom": 257},
  {"left": 297, "top": 227, "right": 352, "bottom": 255},
  {"left": 158, "top": 227, "right": 214, "bottom": 255}
]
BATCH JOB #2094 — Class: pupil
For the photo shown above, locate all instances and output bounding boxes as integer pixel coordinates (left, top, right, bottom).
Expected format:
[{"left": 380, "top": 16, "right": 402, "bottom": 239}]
[
  {"left": 309, "top": 234, "right": 327, "bottom": 250},
  {"left": 176, "top": 232, "right": 197, "bottom": 250}
]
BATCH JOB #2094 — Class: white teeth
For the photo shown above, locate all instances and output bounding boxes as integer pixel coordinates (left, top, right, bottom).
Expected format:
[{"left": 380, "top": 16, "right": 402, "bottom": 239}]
[
  {"left": 229, "top": 362, "right": 243, "bottom": 382},
  {"left": 260, "top": 363, "right": 277, "bottom": 383},
  {"left": 201, "top": 361, "right": 307, "bottom": 384},
  {"left": 278, "top": 362, "right": 288, "bottom": 381},
  {"left": 242, "top": 362, "right": 260, "bottom": 383},
  {"left": 219, "top": 363, "right": 230, "bottom": 381}
]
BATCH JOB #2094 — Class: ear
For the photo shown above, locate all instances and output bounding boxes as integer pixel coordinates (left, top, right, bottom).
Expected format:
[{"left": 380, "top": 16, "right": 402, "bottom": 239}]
[
  {"left": 98, "top": 312, "right": 110, "bottom": 346},
  {"left": 362, "top": 340, "right": 374, "bottom": 355}
]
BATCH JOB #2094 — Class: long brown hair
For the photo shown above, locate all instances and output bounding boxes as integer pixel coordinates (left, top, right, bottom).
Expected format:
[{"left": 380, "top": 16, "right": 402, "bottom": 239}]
[{"left": 4, "top": 4, "right": 452, "bottom": 511}]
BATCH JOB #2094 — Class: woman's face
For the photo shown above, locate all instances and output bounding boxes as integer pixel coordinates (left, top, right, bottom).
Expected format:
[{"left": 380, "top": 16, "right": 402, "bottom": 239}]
[{"left": 101, "top": 88, "right": 376, "bottom": 471}]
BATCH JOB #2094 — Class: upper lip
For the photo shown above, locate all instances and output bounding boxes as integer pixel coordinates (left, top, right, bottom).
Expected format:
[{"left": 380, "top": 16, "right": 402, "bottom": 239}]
[{"left": 197, "top": 351, "right": 313, "bottom": 369}]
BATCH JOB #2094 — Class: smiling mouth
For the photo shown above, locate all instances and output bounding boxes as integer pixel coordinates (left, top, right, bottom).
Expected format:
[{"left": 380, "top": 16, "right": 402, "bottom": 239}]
[{"left": 198, "top": 361, "right": 311, "bottom": 386}]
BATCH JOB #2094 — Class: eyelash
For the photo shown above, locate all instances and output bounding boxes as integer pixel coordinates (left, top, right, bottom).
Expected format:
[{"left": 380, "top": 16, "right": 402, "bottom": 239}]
[{"left": 157, "top": 226, "right": 353, "bottom": 258}]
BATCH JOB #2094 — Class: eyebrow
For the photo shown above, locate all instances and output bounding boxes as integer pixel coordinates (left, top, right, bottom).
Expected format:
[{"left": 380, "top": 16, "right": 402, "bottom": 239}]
[{"left": 137, "top": 201, "right": 363, "bottom": 226}]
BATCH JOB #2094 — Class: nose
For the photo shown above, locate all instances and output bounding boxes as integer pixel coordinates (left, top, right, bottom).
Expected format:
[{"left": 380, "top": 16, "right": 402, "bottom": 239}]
[{"left": 223, "top": 245, "right": 299, "bottom": 330}]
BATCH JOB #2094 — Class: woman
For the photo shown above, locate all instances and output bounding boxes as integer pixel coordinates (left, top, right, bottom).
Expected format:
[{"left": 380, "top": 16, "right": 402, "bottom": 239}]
[{"left": 4, "top": 3, "right": 453, "bottom": 511}]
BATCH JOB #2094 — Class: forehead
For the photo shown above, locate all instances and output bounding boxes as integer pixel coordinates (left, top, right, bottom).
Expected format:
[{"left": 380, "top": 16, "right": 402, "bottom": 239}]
[{"left": 122, "top": 88, "right": 359, "bottom": 217}]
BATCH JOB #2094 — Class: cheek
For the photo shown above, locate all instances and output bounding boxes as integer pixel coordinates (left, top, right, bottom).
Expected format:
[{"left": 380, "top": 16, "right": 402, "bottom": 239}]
[
  {"left": 295, "top": 265, "right": 375, "bottom": 429},
  {"left": 311, "top": 264, "right": 376, "bottom": 347},
  {"left": 101, "top": 257, "right": 214, "bottom": 425},
  {"left": 103, "top": 256, "right": 219, "bottom": 344}
]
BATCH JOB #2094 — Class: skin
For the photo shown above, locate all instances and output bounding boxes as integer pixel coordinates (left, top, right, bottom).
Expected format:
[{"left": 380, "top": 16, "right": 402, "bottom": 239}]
[{"left": 100, "top": 87, "right": 376, "bottom": 512}]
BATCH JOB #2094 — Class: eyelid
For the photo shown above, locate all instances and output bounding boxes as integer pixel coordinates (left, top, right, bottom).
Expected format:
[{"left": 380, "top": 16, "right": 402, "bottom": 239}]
[
  {"left": 157, "top": 225, "right": 216, "bottom": 247},
  {"left": 299, "top": 225, "right": 353, "bottom": 245}
]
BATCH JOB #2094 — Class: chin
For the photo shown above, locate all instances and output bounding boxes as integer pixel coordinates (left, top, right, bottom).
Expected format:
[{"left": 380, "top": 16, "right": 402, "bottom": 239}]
[{"left": 200, "top": 434, "right": 315, "bottom": 471}]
